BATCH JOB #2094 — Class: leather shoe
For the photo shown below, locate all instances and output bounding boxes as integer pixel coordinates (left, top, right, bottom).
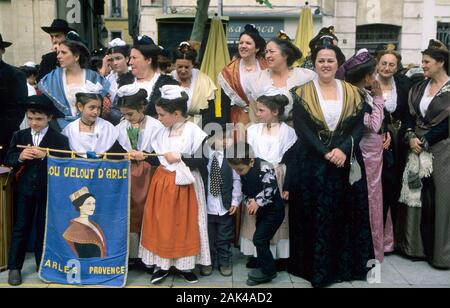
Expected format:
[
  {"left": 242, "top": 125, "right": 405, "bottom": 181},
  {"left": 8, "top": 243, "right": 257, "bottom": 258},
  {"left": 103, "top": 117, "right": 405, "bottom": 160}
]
[
  {"left": 219, "top": 265, "right": 232, "bottom": 277},
  {"left": 200, "top": 265, "right": 213, "bottom": 276},
  {"left": 248, "top": 268, "right": 276, "bottom": 283},
  {"left": 8, "top": 270, "right": 22, "bottom": 286}
]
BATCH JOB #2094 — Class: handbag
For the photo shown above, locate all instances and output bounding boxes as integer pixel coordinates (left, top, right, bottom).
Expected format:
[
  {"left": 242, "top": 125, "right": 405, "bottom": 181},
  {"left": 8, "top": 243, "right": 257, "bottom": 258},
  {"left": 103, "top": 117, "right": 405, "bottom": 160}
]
[
  {"left": 349, "top": 136, "right": 362, "bottom": 185},
  {"left": 175, "top": 161, "right": 195, "bottom": 186}
]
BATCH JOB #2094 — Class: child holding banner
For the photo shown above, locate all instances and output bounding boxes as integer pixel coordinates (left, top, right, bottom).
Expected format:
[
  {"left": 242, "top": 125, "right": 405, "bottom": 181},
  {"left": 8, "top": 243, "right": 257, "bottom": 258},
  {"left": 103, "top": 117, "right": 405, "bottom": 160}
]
[
  {"left": 139, "top": 85, "right": 211, "bottom": 284},
  {"left": 62, "top": 81, "right": 121, "bottom": 159},
  {"left": 6, "top": 95, "right": 70, "bottom": 286},
  {"left": 115, "top": 83, "right": 163, "bottom": 269}
]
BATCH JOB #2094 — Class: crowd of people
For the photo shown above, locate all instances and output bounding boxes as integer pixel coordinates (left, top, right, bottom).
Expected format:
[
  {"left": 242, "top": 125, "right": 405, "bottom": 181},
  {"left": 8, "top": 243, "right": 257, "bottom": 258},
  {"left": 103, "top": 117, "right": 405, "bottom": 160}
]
[{"left": 0, "top": 19, "right": 449, "bottom": 288}]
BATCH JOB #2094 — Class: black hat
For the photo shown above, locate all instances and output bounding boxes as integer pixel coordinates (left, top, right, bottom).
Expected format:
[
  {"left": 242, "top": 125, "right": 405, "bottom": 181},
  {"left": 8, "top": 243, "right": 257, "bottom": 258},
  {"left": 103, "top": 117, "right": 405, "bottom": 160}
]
[
  {"left": 240, "top": 24, "right": 266, "bottom": 53},
  {"left": 22, "top": 95, "right": 65, "bottom": 118},
  {"left": 309, "top": 26, "right": 338, "bottom": 51},
  {"left": 133, "top": 35, "right": 155, "bottom": 46},
  {"left": 0, "top": 33, "right": 12, "bottom": 49},
  {"left": 65, "top": 31, "right": 90, "bottom": 57},
  {"left": 41, "top": 19, "right": 74, "bottom": 34}
]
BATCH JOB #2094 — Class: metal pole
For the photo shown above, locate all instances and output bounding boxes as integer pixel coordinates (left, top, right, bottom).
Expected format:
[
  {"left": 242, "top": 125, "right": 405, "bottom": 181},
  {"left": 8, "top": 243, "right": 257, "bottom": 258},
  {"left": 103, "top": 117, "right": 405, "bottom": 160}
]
[
  {"left": 163, "top": 0, "right": 168, "bottom": 15},
  {"left": 218, "top": 0, "right": 223, "bottom": 17}
]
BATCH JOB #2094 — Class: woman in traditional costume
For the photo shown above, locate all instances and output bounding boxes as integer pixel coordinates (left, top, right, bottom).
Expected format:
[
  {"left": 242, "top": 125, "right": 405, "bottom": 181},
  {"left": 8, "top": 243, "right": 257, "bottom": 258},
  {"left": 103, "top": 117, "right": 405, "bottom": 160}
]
[
  {"left": 129, "top": 35, "right": 179, "bottom": 118},
  {"left": 243, "top": 31, "right": 316, "bottom": 124},
  {"left": 376, "top": 48, "right": 412, "bottom": 231},
  {"left": 218, "top": 24, "right": 267, "bottom": 126},
  {"left": 63, "top": 187, "right": 107, "bottom": 259},
  {"left": 115, "top": 83, "right": 163, "bottom": 267},
  {"left": 171, "top": 42, "right": 217, "bottom": 127},
  {"left": 397, "top": 40, "right": 450, "bottom": 269},
  {"left": 344, "top": 49, "right": 393, "bottom": 262},
  {"left": 243, "top": 86, "right": 297, "bottom": 270},
  {"left": 62, "top": 81, "right": 120, "bottom": 159},
  {"left": 139, "top": 85, "right": 211, "bottom": 284},
  {"left": 288, "top": 41, "right": 374, "bottom": 287},
  {"left": 38, "top": 31, "right": 110, "bottom": 130}
]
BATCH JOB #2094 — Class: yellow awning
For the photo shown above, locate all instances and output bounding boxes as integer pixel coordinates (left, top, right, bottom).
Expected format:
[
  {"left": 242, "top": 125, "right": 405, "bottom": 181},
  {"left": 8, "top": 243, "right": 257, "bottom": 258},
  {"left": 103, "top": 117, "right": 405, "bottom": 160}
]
[
  {"left": 294, "top": 6, "right": 314, "bottom": 66},
  {"left": 200, "top": 17, "right": 231, "bottom": 118}
]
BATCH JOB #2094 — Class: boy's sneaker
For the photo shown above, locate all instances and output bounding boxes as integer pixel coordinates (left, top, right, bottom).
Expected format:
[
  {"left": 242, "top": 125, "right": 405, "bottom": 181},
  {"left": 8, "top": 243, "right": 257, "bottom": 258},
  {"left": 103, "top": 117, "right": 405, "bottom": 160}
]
[
  {"left": 179, "top": 271, "right": 199, "bottom": 284},
  {"left": 219, "top": 265, "right": 232, "bottom": 277},
  {"left": 200, "top": 265, "right": 213, "bottom": 276},
  {"left": 150, "top": 269, "right": 169, "bottom": 284}
]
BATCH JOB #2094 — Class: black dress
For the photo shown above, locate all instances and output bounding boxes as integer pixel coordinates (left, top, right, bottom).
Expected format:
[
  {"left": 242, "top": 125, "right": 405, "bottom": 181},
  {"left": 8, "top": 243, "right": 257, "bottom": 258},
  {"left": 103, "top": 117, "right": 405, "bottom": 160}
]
[
  {"left": 287, "top": 80, "right": 374, "bottom": 287},
  {"left": 381, "top": 74, "right": 412, "bottom": 227}
]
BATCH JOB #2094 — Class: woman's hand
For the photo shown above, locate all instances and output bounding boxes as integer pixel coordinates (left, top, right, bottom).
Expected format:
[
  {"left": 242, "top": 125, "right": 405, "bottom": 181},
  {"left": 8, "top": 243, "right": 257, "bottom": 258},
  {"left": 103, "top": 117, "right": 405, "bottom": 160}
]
[
  {"left": 282, "top": 191, "right": 289, "bottom": 201},
  {"left": 371, "top": 79, "right": 383, "bottom": 98},
  {"left": 383, "top": 132, "right": 392, "bottom": 150},
  {"left": 247, "top": 199, "right": 259, "bottom": 216},
  {"left": 329, "top": 148, "right": 347, "bottom": 168},
  {"left": 164, "top": 152, "right": 182, "bottom": 164},
  {"left": 409, "top": 137, "right": 423, "bottom": 154}
]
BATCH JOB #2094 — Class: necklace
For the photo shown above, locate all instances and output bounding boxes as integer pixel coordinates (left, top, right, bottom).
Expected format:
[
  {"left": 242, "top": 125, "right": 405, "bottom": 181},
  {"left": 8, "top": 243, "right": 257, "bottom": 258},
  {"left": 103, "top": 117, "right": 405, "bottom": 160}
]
[{"left": 80, "top": 118, "right": 95, "bottom": 131}]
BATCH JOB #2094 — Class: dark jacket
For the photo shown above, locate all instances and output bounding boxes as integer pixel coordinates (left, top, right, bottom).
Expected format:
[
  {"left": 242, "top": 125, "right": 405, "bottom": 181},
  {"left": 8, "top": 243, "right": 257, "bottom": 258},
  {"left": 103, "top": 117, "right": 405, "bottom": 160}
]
[
  {"left": 0, "top": 60, "right": 28, "bottom": 163},
  {"left": 6, "top": 127, "right": 70, "bottom": 195},
  {"left": 37, "top": 51, "right": 58, "bottom": 82}
]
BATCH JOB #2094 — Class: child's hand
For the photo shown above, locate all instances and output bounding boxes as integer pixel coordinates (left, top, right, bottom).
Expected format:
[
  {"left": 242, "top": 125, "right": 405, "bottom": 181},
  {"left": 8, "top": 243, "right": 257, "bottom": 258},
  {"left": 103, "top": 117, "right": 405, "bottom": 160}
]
[
  {"left": 32, "top": 147, "right": 47, "bottom": 159},
  {"left": 130, "top": 150, "right": 146, "bottom": 161},
  {"left": 247, "top": 199, "right": 259, "bottom": 216},
  {"left": 164, "top": 152, "right": 182, "bottom": 164},
  {"left": 19, "top": 146, "right": 37, "bottom": 161},
  {"left": 282, "top": 191, "right": 289, "bottom": 201},
  {"left": 229, "top": 206, "right": 238, "bottom": 216}
]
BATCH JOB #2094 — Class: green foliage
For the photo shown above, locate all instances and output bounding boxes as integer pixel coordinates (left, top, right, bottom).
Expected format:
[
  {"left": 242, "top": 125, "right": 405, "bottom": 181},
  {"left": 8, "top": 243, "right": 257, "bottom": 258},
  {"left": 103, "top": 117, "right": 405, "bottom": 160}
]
[{"left": 256, "top": 0, "right": 273, "bottom": 9}]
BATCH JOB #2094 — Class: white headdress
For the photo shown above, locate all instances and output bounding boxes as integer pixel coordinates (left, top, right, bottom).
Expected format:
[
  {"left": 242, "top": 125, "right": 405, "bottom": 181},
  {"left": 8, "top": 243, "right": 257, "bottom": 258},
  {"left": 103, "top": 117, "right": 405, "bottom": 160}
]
[
  {"left": 160, "top": 85, "right": 185, "bottom": 100},
  {"left": 79, "top": 80, "right": 103, "bottom": 95},
  {"left": 108, "top": 38, "right": 127, "bottom": 48},
  {"left": 260, "top": 85, "right": 283, "bottom": 97},
  {"left": 117, "top": 83, "right": 141, "bottom": 98}
]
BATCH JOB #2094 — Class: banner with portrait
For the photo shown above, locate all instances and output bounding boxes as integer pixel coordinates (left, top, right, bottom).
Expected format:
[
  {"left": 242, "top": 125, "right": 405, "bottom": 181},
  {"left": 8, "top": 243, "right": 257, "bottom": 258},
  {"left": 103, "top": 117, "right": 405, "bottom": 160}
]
[{"left": 39, "top": 157, "right": 130, "bottom": 287}]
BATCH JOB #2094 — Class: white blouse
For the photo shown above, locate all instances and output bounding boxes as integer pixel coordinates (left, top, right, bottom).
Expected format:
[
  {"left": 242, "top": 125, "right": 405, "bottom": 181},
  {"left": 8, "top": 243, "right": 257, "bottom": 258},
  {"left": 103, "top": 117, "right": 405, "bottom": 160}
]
[
  {"left": 62, "top": 117, "right": 119, "bottom": 157},
  {"left": 314, "top": 79, "right": 344, "bottom": 132},
  {"left": 63, "top": 68, "right": 86, "bottom": 117},
  {"left": 115, "top": 116, "right": 163, "bottom": 152},
  {"left": 247, "top": 122, "right": 297, "bottom": 166},
  {"left": 151, "top": 121, "right": 207, "bottom": 171},
  {"left": 137, "top": 72, "right": 160, "bottom": 101}
]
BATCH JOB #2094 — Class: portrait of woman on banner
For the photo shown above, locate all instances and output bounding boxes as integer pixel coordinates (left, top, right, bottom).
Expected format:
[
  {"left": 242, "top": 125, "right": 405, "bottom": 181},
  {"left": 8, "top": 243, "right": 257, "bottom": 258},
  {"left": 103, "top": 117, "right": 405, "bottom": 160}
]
[{"left": 63, "top": 187, "right": 107, "bottom": 259}]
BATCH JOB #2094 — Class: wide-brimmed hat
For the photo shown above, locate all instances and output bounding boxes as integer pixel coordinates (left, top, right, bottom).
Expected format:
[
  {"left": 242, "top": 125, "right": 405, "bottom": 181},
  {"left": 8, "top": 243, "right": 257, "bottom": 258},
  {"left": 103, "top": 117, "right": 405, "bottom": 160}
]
[
  {"left": 41, "top": 19, "right": 74, "bottom": 34},
  {"left": 22, "top": 95, "right": 65, "bottom": 118},
  {"left": 0, "top": 33, "right": 12, "bottom": 48}
]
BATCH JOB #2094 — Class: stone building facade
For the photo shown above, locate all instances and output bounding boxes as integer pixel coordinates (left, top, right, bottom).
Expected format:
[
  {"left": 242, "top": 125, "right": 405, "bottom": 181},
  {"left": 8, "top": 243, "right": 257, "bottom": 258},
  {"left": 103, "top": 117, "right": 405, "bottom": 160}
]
[{"left": 139, "top": 0, "right": 450, "bottom": 65}]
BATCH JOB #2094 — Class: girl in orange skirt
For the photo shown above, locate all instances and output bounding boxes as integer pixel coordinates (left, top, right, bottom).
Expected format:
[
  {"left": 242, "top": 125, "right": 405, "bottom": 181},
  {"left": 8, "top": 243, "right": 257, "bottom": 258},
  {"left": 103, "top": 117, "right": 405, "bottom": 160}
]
[
  {"left": 139, "top": 85, "right": 211, "bottom": 284},
  {"left": 115, "top": 83, "right": 164, "bottom": 268}
]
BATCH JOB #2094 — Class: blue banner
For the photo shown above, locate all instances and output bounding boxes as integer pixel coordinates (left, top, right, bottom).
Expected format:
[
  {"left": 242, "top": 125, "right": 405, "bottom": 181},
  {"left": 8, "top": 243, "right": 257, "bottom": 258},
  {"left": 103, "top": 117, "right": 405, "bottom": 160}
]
[{"left": 39, "top": 157, "right": 130, "bottom": 287}]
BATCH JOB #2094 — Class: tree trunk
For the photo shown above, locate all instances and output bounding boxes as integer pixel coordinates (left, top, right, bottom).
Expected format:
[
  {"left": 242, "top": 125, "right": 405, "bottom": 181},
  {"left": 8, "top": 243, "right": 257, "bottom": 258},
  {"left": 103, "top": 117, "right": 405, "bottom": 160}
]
[{"left": 190, "top": 0, "right": 211, "bottom": 52}]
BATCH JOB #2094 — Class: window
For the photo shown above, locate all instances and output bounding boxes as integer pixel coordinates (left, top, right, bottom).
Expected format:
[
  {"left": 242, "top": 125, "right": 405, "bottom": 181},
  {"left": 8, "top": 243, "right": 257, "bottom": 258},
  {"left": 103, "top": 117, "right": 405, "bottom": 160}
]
[
  {"left": 110, "top": 31, "right": 122, "bottom": 40},
  {"left": 356, "top": 24, "right": 401, "bottom": 55},
  {"left": 437, "top": 23, "right": 450, "bottom": 51},
  {"left": 110, "top": 0, "right": 122, "bottom": 18}
]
